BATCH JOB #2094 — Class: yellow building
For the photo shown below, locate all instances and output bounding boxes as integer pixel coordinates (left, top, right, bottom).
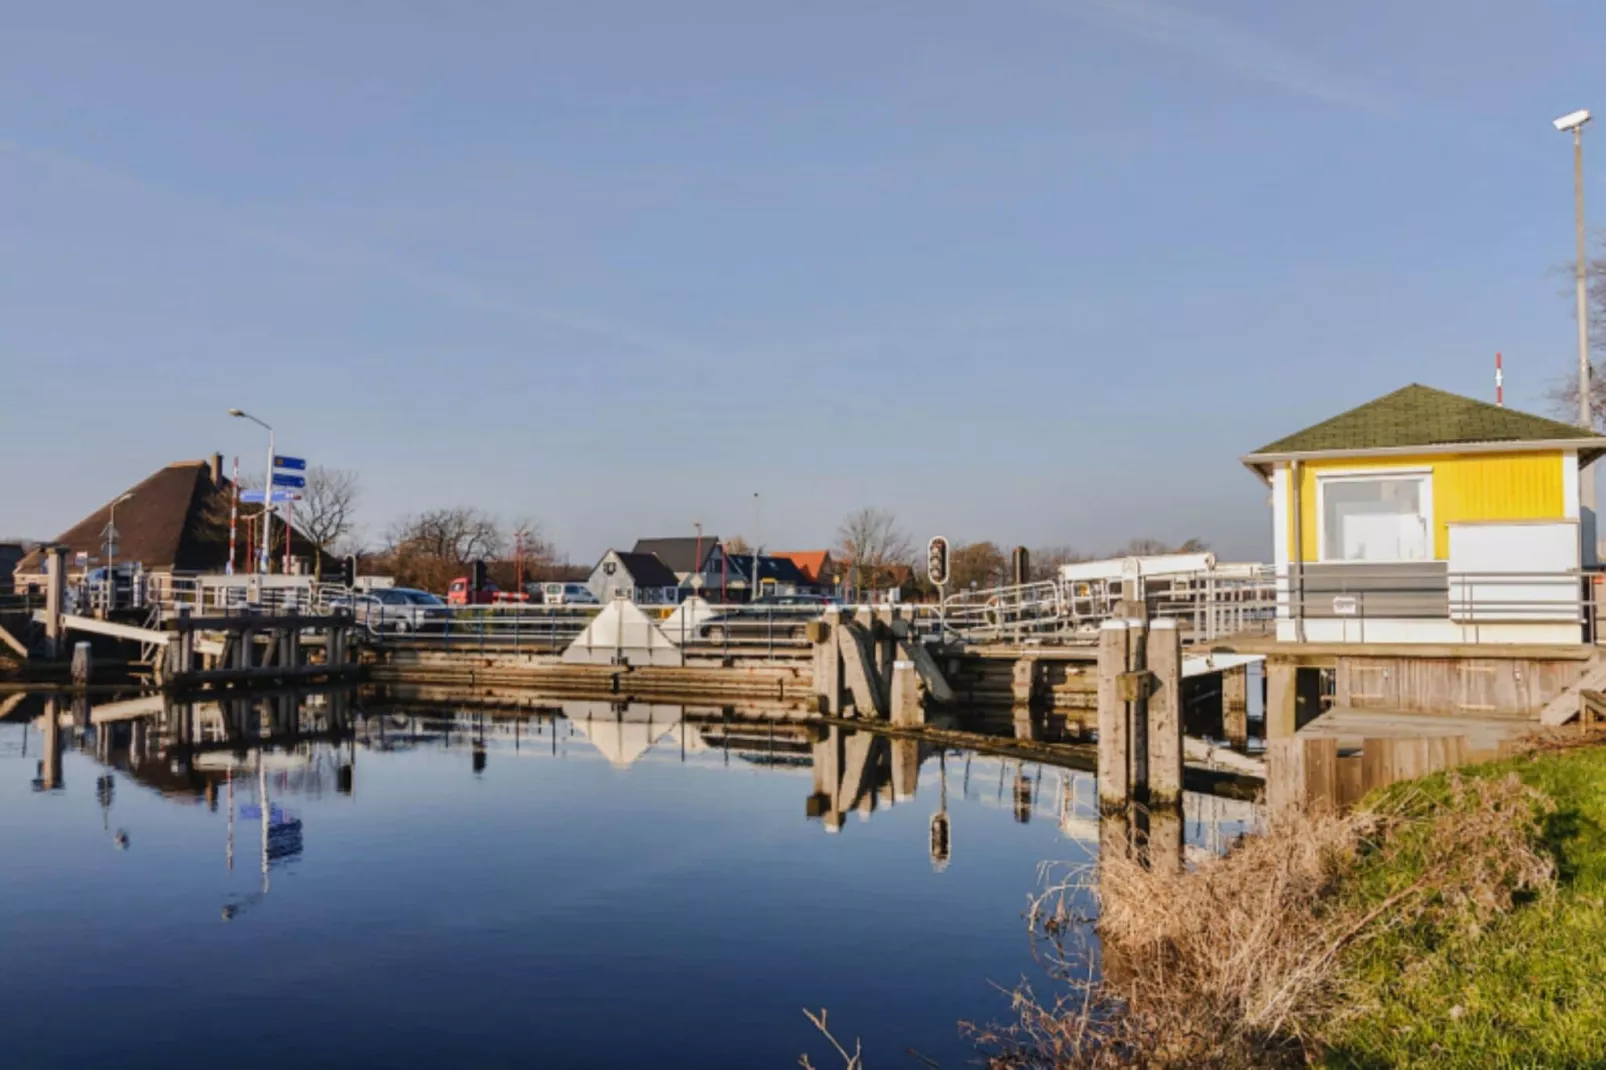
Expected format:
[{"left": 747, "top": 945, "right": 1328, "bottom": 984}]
[{"left": 1243, "top": 384, "right": 1606, "bottom": 644}]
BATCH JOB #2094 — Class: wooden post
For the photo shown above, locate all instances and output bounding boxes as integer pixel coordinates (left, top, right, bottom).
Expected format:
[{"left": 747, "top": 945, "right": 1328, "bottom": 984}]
[
  {"left": 890, "top": 656, "right": 923, "bottom": 726},
  {"left": 1222, "top": 664, "right": 1249, "bottom": 746},
  {"left": 1265, "top": 660, "right": 1297, "bottom": 739},
  {"left": 1146, "top": 619, "right": 1183, "bottom": 808},
  {"left": 1097, "top": 620, "right": 1132, "bottom": 811},
  {"left": 810, "top": 612, "right": 845, "bottom": 714},
  {"left": 235, "top": 625, "right": 254, "bottom": 671},
  {"left": 43, "top": 546, "right": 67, "bottom": 659},
  {"left": 70, "top": 642, "right": 93, "bottom": 687}
]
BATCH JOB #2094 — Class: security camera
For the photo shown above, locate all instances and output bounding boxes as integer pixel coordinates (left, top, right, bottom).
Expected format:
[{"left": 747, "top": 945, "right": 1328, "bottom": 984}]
[{"left": 1554, "top": 109, "right": 1592, "bottom": 132}]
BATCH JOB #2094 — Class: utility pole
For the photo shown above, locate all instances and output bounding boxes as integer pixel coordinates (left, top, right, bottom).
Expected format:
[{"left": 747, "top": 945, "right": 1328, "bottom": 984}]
[{"left": 1556, "top": 108, "right": 1596, "bottom": 563}]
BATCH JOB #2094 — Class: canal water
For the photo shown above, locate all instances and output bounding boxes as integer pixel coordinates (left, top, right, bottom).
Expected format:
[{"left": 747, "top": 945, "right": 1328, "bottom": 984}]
[{"left": 0, "top": 692, "right": 1241, "bottom": 1068}]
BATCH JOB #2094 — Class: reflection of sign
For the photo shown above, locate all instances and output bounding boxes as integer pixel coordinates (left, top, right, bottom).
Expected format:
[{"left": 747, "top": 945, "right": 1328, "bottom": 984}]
[
  {"left": 1333, "top": 595, "right": 1359, "bottom": 616},
  {"left": 272, "top": 455, "right": 306, "bottom": 471},
  {"left": 74, "top": 551, "right": 89, "bottom": 566}
]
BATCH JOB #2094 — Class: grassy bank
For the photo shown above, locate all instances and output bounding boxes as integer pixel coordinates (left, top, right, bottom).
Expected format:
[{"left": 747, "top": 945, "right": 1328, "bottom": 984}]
[
  {"left": 1325, "top": 741, "right": 1606, "bottom": 1068},
  {"left": 984, "top": 730, "right": 1606, "bottom": 1069}
]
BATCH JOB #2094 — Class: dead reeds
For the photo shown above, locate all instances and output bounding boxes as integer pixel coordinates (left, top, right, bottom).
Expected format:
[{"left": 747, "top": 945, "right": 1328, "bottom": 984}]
[{"left": 974, "top": 772, "right": 1557, "bottom": 1069}]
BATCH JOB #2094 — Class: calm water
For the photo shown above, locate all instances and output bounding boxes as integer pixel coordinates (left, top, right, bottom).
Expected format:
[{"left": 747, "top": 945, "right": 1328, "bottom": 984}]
[{"left": 0, "top": 691, "right": 1245, "bottom": 1068}]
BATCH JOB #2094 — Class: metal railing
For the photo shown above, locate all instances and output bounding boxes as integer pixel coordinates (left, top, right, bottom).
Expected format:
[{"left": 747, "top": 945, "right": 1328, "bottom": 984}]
[{"left": 939, "top": 565, "right": 1606, "bottom": 645}]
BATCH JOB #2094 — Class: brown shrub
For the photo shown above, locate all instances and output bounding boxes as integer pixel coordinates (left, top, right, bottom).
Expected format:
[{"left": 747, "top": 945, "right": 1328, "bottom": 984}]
[{"left": 973, "top": 773, "right": 1555, "bottom": 1069}]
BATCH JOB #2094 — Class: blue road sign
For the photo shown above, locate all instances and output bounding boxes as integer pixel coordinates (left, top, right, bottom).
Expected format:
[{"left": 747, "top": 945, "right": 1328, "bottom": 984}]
[
  {"left": 272, "top": 472, "right": 306, "bottom": 489},
  {"left": 273, "top": 455, "right": 306, "bottom": 471},
  {"left": 240, "top": 489, "right": 302, "bottom": 504}
]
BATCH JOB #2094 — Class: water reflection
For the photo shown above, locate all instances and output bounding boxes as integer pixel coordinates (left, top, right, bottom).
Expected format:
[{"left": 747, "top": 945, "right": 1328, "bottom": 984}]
[
  {"left": 0, "top": 686, "right": 1262, "bottom": 1068},
  {"left": 7, "top": 688, "right": 1259, "bottom": 876}
]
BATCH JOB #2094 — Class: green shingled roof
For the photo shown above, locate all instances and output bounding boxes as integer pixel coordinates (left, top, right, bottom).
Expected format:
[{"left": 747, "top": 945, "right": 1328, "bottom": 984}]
[{"left": 1248, "top": 384, "right": 1596, "bottom": 456}]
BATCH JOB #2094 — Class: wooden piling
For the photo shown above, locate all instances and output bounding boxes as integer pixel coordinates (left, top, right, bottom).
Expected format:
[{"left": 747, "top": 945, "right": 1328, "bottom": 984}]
[
  {"left": 1145, "top": 619, "right": 1183, "bottom": 808},
  {"left": 1222, "top": 664, "right": 1249, "bottom": 746},
  {"left": 70, "top": 642, "right": 93, "bottom": 687},
  {"left": 1265, "top": 660, "right": 1297, "bottom": 739},
  {"left": 1097, "top": 620, "right": 1132, "bottom": 811},
  {"left": 43, "top": 547, "right": 66, "bottom": 659},
  {"left": 890, "top": 656, "right": 923, "bottom": 726}
]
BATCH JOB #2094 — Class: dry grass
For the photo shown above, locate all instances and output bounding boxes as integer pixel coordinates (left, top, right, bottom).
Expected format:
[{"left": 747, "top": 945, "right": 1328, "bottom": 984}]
[{"left": 972, "top": 773, "right": 1556, "bottom": 1069}]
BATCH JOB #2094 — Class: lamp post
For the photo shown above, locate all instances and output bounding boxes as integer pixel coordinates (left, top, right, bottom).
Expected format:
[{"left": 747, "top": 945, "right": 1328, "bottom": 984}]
[
  {"left": 228, "top": 408, "right": 275, "bottom": 574},
  {"left": 104, "top": 492, "right": 133, "bottom": 611},
  {"left": 1556, "top": 108, "right": 1596, "bottom": 563},
  {"left": 751, "top": 492, "right": 761, "bottom": 604}
]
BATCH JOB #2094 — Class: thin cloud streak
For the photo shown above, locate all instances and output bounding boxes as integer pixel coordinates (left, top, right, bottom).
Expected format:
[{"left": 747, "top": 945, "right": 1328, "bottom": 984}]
[
  {"left": 0, "top": 135, "right": 694, "bottom": 357},
  {"left": 1049, "top": 0, "right": 1399, "bottom": 118}
]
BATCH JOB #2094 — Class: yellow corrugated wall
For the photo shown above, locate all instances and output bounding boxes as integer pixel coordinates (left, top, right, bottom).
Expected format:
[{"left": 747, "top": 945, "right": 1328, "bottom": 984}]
[{"left": 1288, "top": 451, "right": 1565, "bottom": 562}]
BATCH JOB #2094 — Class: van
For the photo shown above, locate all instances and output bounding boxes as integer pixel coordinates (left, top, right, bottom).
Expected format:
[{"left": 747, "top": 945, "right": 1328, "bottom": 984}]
[{"left": 542, "top": 582, "right": 599, "bottom": 606}]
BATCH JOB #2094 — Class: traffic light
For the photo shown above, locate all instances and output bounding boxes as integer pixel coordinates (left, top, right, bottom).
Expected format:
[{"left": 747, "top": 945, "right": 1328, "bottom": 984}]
[
  {"left": 1012, "top": 546, "right": 1031, "bottom": 586},
  {"left": 340, "top": 555, "right": 357, "bottom": 589},
  {"left": 927, "top": 536, "right": 950, "bottom": 588}
]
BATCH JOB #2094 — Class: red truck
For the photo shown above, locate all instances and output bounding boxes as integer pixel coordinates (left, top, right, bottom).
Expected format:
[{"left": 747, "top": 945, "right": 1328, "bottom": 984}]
[{"left": 446, "top": 576, "right": 501, "bottom": 606}]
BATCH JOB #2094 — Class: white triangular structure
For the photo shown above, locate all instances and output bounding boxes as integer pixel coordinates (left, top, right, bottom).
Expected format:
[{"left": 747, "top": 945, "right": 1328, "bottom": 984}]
[
  {"left": 658, "top": 596, "right": 718, "bottom": 646},
  {"left": 562, "top": 600, "right": 682, "bottom": 666}
]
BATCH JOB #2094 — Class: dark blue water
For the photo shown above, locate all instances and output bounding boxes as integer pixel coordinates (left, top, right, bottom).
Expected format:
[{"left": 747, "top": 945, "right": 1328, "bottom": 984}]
[{"left": 0, "top": 694, "right": 1126, "bottom": 1069}]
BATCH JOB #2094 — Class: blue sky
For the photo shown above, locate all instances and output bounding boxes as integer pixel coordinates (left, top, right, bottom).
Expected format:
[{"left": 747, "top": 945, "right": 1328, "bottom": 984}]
[{"left": 4, "top": 0, "right": 1604, "bottom": 562}]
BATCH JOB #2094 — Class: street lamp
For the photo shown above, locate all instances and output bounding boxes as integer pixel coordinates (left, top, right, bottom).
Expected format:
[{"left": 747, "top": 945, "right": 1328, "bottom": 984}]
[
  {"left": 1555, "top": 108, "right": 1595, "bottom": 562},
  {"left": 104, "top": 492, "right": 133, "bottom": 611},
  {"left": 228, "top": 408, "right": 275, "bottom": 574}
]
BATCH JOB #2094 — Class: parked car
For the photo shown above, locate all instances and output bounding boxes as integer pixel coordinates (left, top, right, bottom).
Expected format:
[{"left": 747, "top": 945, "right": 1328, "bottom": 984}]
[
  {"left": 753, "top": 593, "right": 837, "bottom": 608},
  {"left": 341, "top": 587, "right": 450, "bottom": 632},
  {"left": 540, "top": 582, "right": 600, "bottom": 606}
]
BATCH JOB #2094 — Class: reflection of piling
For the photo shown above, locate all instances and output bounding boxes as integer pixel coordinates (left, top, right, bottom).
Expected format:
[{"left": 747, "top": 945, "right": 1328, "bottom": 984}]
[{"left": 38, "top": 697, "right": 64, "bottom": 791}]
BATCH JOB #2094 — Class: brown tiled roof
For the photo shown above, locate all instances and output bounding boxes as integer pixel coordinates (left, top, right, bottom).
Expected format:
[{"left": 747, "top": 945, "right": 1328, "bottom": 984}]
[{"left": 16, "top": 460, "right": 327, "bottom": 574}]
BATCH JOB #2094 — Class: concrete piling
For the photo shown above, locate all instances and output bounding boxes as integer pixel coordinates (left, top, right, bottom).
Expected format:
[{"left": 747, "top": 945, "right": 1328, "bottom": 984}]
[{"left": 71, "top": 642, "right": 93, "bottom": 687}]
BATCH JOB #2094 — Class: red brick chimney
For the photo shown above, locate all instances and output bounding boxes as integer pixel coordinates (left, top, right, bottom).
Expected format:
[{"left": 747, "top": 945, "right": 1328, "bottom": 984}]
[{"left": 209, "top": 453, "right": 224, "bottom": 487}]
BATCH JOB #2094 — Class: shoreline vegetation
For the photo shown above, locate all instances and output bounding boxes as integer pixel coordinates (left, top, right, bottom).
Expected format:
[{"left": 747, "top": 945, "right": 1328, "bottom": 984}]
[
  {"left": 802, "top": 726, "right": 1606, "bottom": 1069},
  {"left": 978, "top": 726, "right": 1606, "bottom": 1069}
]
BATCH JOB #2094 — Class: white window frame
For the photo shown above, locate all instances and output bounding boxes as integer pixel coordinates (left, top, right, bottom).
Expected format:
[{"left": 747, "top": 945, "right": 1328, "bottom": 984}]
[{"left": 1315, "top": 467, "right": 1434, "bottom": 564}]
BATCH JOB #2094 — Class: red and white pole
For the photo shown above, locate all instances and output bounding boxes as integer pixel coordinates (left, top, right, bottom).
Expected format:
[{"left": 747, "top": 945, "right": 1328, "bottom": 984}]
[
  {"left": 227, "top": 456, "right": 239, "bottom": 575},
  {"left": 1495, "top": 352, "right": 1505, "bottom": 407}
]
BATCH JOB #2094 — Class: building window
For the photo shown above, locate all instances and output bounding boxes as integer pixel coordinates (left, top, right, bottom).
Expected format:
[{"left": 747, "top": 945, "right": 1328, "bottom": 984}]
[{"left": 1318, "top": 473, "right": 1432, "bottom": 563}]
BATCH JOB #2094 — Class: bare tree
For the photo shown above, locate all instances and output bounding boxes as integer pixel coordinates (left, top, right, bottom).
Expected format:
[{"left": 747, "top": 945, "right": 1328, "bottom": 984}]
[
  {"left": 1543, "top": 245, "right": 1606, "bottom": 425},
  {"left": 384, "top": 507, "right": 508, "bottom": 591},
  {"left": 948, "top": 541, "right": 1007, "bottom": 590},
  {"left": 836, "top": 507, "right": 913, "bottom": 594},
  {"left": 724, "top": 534, "right": 752, "bottom": 555},
  {"left": 1029, "top": 544, "right": 1091, "bottom": 582},
  {"left": 298, "top": 467, "right": 361, "bottom": 567}
]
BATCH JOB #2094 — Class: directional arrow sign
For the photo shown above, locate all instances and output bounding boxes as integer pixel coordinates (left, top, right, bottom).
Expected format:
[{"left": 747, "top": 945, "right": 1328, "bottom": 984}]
[
  {"left": 241, "top": 489, "right": 303, "bottom": 504},
  {"left": 271, "top": 472, "right": 306, "bottom": 489},
  {"left": 273, "top": 455, "right": 306, "bottom": 471}
]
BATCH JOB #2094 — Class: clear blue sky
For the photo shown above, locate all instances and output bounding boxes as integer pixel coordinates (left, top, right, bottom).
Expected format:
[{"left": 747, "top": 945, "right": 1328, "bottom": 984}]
[{"left": 4, "top": 0, "right": 1604, "bottom": 562}]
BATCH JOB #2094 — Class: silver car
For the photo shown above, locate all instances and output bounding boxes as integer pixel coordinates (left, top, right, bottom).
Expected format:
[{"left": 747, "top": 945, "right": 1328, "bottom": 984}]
[{"left": 347, "top": 587, "right": 449, "bottom": 633}]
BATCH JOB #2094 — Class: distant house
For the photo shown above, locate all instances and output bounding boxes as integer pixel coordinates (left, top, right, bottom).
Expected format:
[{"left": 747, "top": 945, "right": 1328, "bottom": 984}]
[
  {"left": 13, "top": 455, "right": 331, "bottom": 590},
  {"left": 1242, "top": 383, "right": 1606, "bottom": 644},
  {"left": 771, "top": 550, "right": 841, "bottom": 593},
  {"left": 631, "top": 536, "right": 739, "bottom": 599},
  {"left": 588, "top": 550, "right": 683, "bottom": 605}
]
